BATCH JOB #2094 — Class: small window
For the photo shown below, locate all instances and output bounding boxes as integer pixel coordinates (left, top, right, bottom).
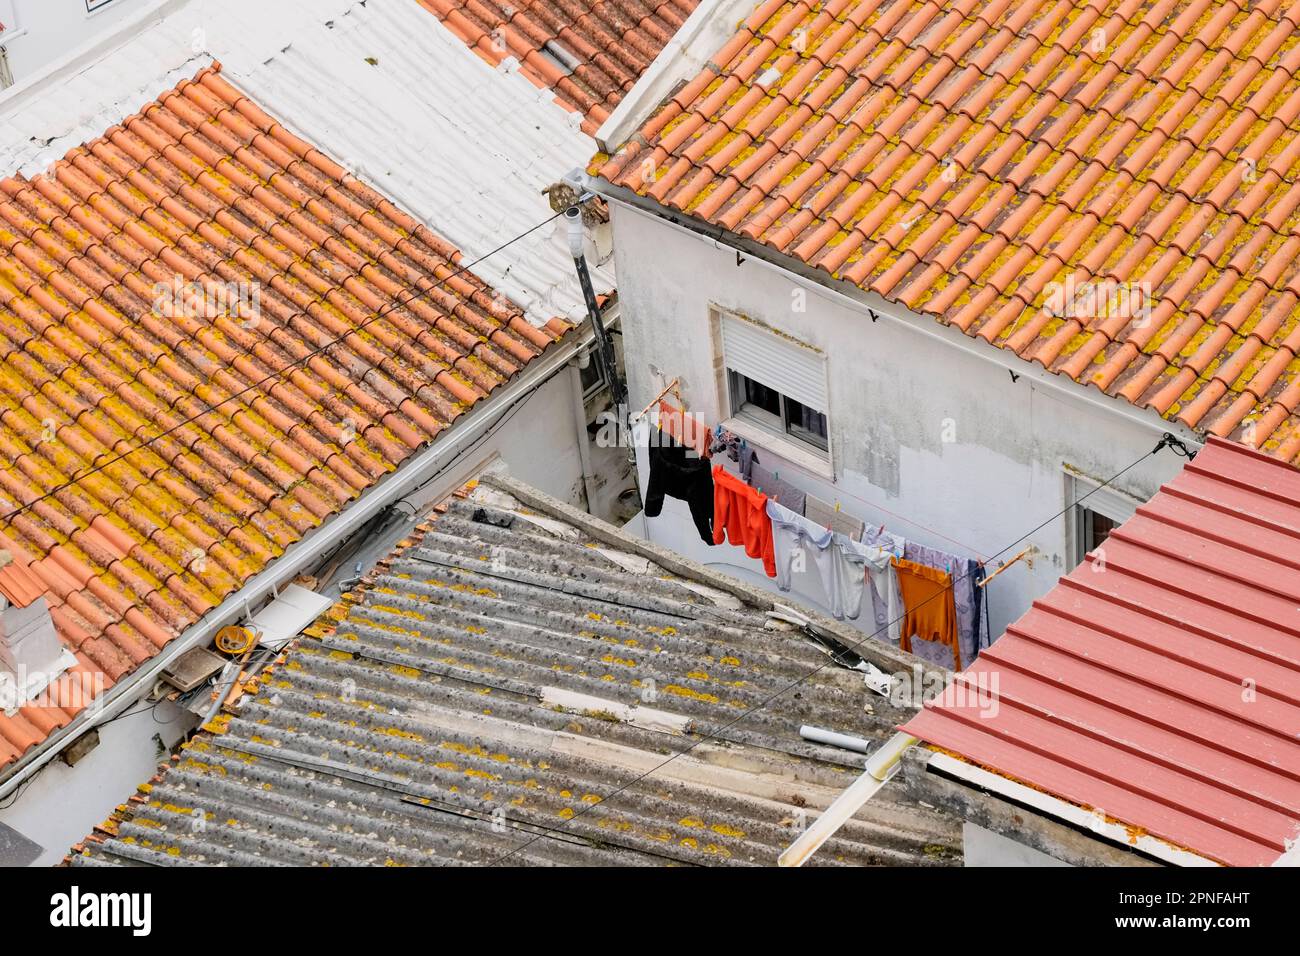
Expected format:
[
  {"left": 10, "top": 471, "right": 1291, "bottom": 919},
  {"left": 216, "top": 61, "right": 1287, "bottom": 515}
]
[
  {"left": 578, "top": 347, "right": 607, "bottom": 400},
  {"left": 1077, "top": 506, "right": 1117, "bottom": 555},
  {"left": 1067, "top": 474, "right": 1138, "bottom": 568},
  {"left": 717, "top": 310, "right": 829, "bottom": 458},
  {"left": 728, "top": 370, "right": 828, "bottom": 451}
]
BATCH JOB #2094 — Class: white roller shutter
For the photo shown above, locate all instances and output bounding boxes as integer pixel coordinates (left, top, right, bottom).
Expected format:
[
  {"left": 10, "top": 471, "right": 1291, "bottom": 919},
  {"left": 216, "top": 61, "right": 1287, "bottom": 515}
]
[{"left": 721, "top": 315, "right": 827, "bottom": 411}]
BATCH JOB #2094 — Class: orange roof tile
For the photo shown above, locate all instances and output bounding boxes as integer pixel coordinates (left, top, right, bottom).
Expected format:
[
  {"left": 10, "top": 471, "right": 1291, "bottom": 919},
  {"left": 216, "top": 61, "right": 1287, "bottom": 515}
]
[
  {"left": 0, "top": 65, "right": 566, "bottom": 770},
  {"left": 594, "top": 0, "right": 1300, "bottom": 464},
  {"left": 420, "top": 0, "right": 702, "bottom": 133}
]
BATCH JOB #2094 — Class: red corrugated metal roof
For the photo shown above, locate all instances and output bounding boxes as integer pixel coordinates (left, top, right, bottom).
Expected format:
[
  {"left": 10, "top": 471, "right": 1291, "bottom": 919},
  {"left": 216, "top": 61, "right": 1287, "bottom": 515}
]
[{"left": 901, "top": 436, "right": 1300, "bottom": 867}]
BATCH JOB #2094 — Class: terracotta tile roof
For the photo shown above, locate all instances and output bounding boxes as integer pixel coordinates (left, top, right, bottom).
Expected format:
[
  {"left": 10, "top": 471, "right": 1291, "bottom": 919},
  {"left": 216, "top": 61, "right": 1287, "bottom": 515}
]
[
  {"left": 901, "top": 436, "right": 1300, "bottom": 866},
  {"left": 72, "top": 475, "right": 960, "bottom": 866},
  {"left": 420, "top": 0, "right": 703, "bottom": 132},
  {"left": 1, "top": 0, "right": 614, "bottom": 329},
  {"left": 594, "top": 0, "right": 1300, "bottom": 465},
  {"left": 0, "top": 66, "right": 566, "bottom": 770}
]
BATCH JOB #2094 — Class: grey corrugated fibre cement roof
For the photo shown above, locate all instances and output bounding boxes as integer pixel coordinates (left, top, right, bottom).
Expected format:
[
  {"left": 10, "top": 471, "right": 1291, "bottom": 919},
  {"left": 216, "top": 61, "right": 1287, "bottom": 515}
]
[{"left": 72, "top": 475, "right": 959, "bottom": 866}]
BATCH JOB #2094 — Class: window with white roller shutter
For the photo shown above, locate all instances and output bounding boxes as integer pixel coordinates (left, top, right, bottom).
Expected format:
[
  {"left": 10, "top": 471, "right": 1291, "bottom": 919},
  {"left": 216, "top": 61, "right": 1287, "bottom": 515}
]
[{"left": 719, "top": 312, "right": 829, "bottom": 456}]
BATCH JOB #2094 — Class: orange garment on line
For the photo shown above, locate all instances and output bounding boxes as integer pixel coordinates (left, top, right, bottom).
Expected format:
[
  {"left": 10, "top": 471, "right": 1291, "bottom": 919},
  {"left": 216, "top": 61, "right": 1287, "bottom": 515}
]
[
  {"left": 892, "top": 557, "right": 961, "bottom": 670},
  {"left": 657, "top": 399, "right": 711, "bottom": 457},
  {"left": 712, "top": 465, "right": 776, "bottom": 576}
]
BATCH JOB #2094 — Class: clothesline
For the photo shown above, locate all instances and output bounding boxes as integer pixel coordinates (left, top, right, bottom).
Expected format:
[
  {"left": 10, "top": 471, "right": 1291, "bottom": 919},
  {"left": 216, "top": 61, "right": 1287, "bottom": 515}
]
[
  {"left": 642, "top": 407, "right": 988, "bottom": 668},
  {"left": 825, "top": 489, "right": 988, "bottom": 563},
  {"left": 663, "top": 401, "right": 988, "bottom": 562}
]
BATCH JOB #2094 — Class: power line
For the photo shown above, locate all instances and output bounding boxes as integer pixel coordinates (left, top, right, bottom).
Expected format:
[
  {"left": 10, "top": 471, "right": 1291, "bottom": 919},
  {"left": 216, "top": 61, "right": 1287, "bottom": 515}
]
[
  {"left": 0, "top": 211, "right": 564, "bottom": 527},
  {"left": 481, "top": 432, "right": 1188, "bottom": 865}
]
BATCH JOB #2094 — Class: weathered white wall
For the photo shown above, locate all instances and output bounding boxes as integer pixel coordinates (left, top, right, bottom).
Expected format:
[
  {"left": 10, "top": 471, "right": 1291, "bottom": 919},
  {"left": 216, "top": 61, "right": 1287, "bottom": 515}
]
[
  {"left": 0, "top": 699, "right": 195, "bottom": 867},
  {"left": 469, "top": 370, "right": 595, "bottom": 511},
  {"left": 610, "top": 200, "right": 1188, "bottom": 645},
  {"left": 1, "top": 0, "right": 152, "bottom": 85},
  {"left": 963, "top": 822, "right": 1072, "bottom": 867}
]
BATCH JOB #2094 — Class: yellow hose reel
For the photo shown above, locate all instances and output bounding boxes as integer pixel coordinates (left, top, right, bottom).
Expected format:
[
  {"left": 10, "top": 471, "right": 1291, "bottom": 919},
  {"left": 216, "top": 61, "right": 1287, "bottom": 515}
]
[{"left": 215, "top": 625, "right": 258, "bottom": 655}]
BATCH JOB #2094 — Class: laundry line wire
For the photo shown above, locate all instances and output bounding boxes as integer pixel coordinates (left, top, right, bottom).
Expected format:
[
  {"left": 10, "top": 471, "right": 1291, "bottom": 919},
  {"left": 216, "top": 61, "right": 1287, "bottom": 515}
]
[
  {"left": 658, "top": 408, "right": 988, "bottom": 560},
  {"left": 783, "top": 475, "right": 985, "bottom": 561},
  {"left": 0, "top": 210, "right": 566, "bottom": 528},
  {"left": 482, "top": 432, "right": 1188, "bottom": 866}
]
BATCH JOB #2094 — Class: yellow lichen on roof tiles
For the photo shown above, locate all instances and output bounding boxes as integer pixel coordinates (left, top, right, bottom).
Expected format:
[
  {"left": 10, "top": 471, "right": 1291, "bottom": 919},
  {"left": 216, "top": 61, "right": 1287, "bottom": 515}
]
[
  {"left": 0, "top": 64, "right": 566, "bottom": 769},
  {"left": 594, "top": 0, "right": 1300, "bottom": 465}
]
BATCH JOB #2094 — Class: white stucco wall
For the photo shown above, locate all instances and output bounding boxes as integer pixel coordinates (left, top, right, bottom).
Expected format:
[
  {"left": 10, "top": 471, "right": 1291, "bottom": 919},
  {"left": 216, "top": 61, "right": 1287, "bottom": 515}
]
[
  {"left": 0, "top": 0, "right": 153, "bottom": 86},
  {"left": 462, "top": 369, "right": 597, "bottom": 512},
  {"left": 609, "top": 200, "right": 1191, "bottom": 647}
]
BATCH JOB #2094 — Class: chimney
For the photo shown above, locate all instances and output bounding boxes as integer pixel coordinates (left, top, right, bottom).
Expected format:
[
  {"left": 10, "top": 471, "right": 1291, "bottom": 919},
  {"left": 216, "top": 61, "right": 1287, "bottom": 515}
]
[{"left": 0, "top": 597, "right": 70, "bottom": 713}]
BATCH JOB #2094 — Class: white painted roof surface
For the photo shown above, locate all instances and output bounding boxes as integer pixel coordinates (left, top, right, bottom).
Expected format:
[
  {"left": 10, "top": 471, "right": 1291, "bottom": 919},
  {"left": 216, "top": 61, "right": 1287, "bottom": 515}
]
[{"left": 0, "top": 0, "right": 612, "bottom": 325}]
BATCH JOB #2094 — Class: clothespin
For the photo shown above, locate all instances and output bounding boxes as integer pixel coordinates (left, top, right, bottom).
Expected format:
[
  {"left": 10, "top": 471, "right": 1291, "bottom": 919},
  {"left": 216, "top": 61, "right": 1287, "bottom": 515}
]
[{"left": 834, "top": 501, "right": 841, "bottom": 512}]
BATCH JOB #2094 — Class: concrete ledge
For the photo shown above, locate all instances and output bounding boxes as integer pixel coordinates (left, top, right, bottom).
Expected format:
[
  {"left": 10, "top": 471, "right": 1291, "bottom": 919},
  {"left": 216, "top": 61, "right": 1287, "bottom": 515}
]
[{"left": 900, "top": 748, "right": 1161, "bottom": 868}]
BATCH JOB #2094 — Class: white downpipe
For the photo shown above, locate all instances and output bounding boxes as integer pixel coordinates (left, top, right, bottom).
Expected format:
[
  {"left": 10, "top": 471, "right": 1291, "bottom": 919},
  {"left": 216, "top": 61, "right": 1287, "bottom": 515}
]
[
  {"left": 799, "top": 724, "right": 871, "bottom": 754},
  {"left": 568, "top": 359, "right": 599, "bottom": 510},
  {"left": 778, "top": 732, "right": 918, "bottom": 867}
]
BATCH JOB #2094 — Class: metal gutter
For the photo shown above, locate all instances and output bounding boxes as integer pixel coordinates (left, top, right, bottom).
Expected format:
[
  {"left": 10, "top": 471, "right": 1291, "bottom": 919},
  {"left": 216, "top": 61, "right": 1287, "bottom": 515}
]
[
  {"left": 0, "top": 324, "right": 595, "bottom": 800},
  {"left": 585, "top": 178, "right": 1206, "bottom": 452}
]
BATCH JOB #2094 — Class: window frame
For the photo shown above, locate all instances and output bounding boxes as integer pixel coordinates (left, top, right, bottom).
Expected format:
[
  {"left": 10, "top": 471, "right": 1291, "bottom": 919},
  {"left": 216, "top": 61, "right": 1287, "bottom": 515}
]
[
  {"left": 578, "top": 345, "right": 608, "bottom": 402},
  {"left": 711, "top": 306, "right": 833, "bottom": 476},
  {"left": 1065, "top": 472, "right": 1140, "bottom": 568},
  {"left": 726, "top": 368, "right": 829, "bottom": 452}
]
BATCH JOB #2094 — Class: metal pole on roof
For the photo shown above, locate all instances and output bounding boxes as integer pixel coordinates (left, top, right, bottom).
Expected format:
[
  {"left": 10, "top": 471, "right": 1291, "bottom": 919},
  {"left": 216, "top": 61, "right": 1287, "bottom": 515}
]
[
  {"left": 565, "top": 204, "right": 627, "bottom": 429},
  {"left": 778, "top": 732, "right": 919, "bottom": 867}
]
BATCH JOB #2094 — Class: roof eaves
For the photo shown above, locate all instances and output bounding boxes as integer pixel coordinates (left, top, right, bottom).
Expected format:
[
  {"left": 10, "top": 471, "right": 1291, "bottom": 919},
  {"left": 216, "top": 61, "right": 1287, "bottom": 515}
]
[
  {"left": 584, "top": 174, "right": 1207, "bottom": 453},
  {"left": 924, "top": 750, "right": 1223, "bottom": 868}
]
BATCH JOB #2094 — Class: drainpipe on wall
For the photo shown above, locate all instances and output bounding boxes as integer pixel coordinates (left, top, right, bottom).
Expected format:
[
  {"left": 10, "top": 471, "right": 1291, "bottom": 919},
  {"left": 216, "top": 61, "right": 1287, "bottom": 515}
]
[
  {"left": 565, "top": 204, "right": 626, "bottom": 424},
  {"left": 568, "top": 357, "right": 599, "bottom": 511}
]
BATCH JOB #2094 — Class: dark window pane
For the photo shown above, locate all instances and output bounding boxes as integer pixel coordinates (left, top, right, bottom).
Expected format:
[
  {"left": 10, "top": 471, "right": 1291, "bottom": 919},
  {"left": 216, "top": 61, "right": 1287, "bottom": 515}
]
[
  {"left": 579, "top": 352, "right": 605, "bottom": 393},
  {"left": 739, "top": 374, "right": 781, "bottom": 417},
  {"left": 1088, "top": 511, "right": 1117, "bottom": 551},
  {"left": 784, "top": 395, "right": 828, "bottom": 449}
]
